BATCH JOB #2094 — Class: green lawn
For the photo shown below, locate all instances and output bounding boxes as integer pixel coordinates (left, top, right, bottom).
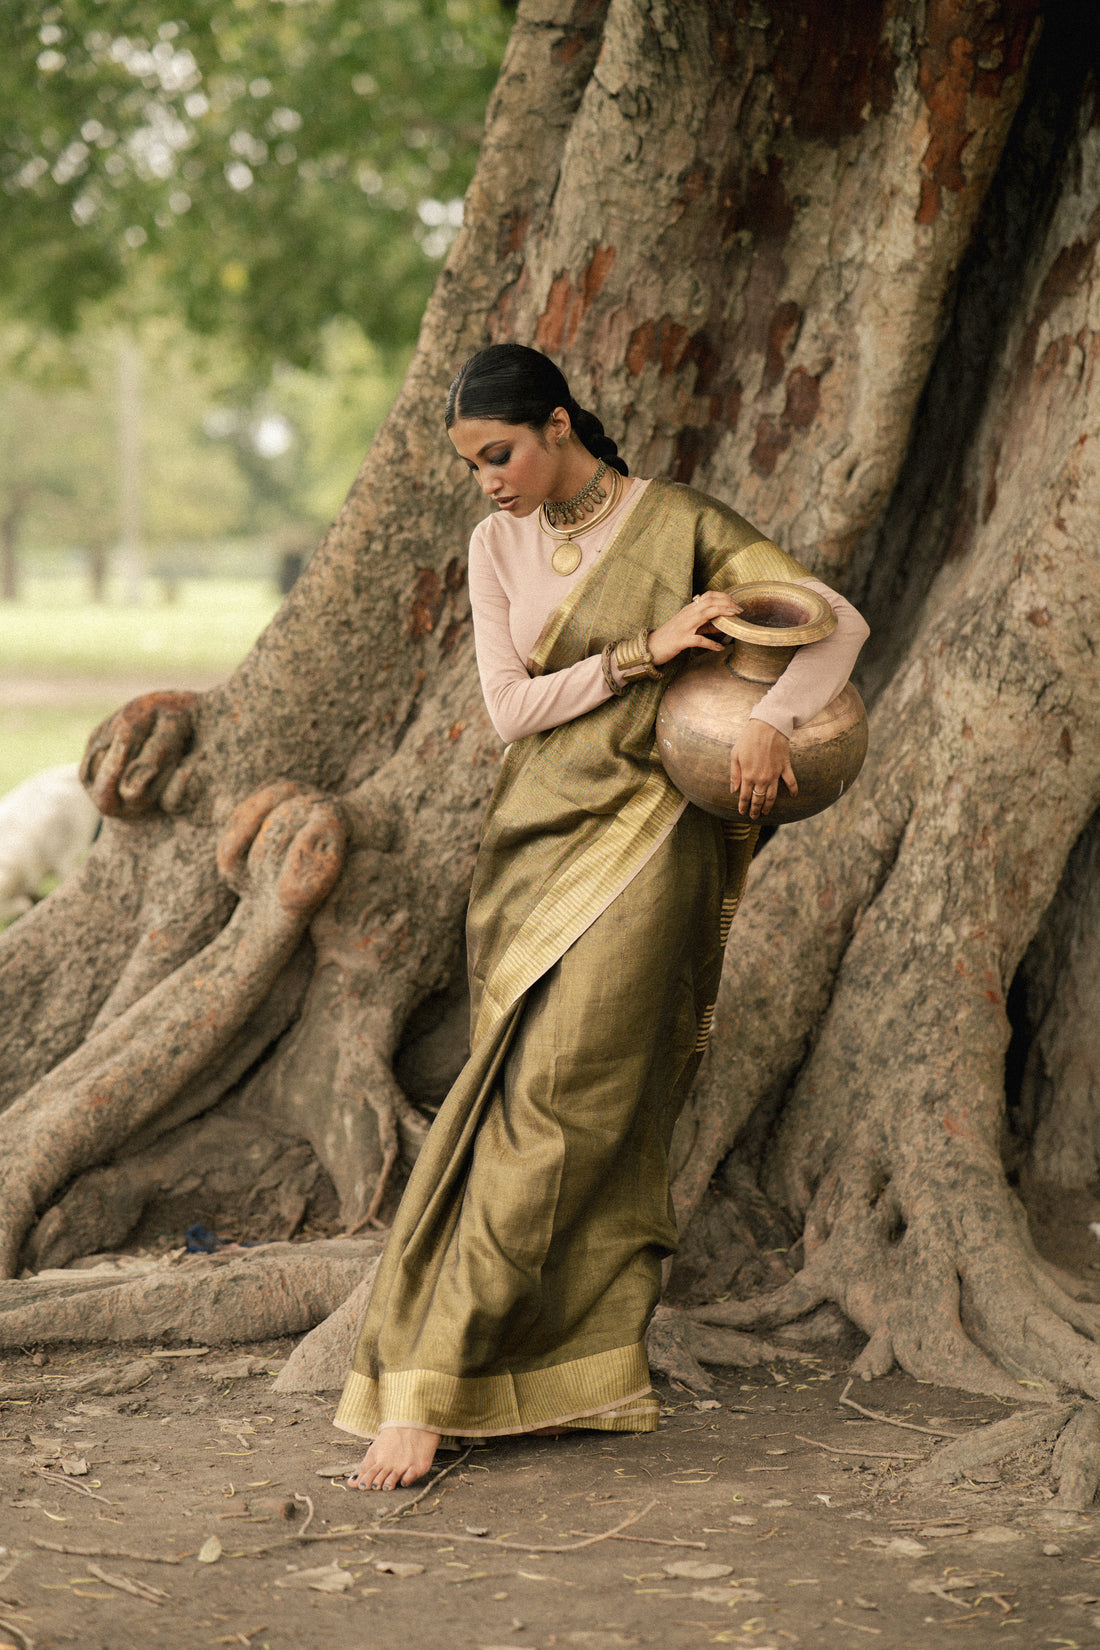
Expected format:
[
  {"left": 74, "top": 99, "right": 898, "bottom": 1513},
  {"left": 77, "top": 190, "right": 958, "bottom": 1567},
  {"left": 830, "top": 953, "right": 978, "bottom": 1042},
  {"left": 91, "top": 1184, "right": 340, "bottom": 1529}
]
[
  {"left": 1, "top": 575, "right": 280, "bottom": 676},
  {"left": 0, "top": 577, "right": 282, "bottom": 796}
]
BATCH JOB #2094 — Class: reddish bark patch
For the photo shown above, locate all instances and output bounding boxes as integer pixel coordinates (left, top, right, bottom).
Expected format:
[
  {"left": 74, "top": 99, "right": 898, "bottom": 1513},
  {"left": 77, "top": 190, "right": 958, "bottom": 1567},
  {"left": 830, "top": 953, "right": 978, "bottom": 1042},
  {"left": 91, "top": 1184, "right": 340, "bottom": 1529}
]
[
  {"left": 783, "top": 364, "right": 821, "bottom": 427},
  {"left": 407, "top": 569, "right": 445, "bottom": 640},
  {"left": 916, "top": 1, "right": 1042, "bottom": 226},
  {"left": 750, "top": 416, "right": 792, "bottom": 477},
  {"left": 536, "top": 273, "right": 574, "bottom": 354},
  {"left": 764, "top": 302, "right": 802, "bottom": 390},
  {"left": 626, "top": 320, "right": 655, "bottom": 378},
  {"left": 536, "top": 246, "right": 617, "bottom": 351},
  {"left": 1060, "top": 726, "right": 1075, "bottom": 761},
  {"left": 499, "top": 207, "right": 530, "bottom": 258},
  {"left": 1027, "top": 607, "right": 1051, "bottom": 627}
]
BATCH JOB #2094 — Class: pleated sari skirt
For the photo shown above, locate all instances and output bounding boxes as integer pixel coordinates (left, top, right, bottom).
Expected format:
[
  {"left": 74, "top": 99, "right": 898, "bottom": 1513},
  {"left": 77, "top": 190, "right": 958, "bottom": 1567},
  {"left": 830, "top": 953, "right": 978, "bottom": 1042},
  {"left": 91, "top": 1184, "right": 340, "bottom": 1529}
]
[{"left": 335, "top": 802, "right": 726, "bottom": 1442}]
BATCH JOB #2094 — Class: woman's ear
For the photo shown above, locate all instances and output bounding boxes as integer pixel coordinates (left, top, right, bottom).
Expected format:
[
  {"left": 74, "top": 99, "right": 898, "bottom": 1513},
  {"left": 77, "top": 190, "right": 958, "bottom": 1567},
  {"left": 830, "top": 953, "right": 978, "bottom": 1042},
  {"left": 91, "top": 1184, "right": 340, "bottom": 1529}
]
[{"left": 547, "top": 406, "right": 572, "bottom": 447}]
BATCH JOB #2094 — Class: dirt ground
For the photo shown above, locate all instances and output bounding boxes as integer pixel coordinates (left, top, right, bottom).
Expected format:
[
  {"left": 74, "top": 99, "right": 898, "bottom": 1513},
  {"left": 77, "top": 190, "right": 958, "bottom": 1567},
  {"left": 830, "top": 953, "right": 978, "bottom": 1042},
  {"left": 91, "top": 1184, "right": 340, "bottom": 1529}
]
[{"left": 2, "top": 1339, "right": 1097, "bottom": 1650}]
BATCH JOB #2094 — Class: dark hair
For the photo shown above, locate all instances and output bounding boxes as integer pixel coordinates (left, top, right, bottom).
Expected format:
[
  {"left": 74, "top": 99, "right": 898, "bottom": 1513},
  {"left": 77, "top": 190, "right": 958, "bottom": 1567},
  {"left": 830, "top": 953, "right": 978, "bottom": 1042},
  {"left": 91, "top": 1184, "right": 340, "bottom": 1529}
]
[{"left": 445, "top": 343, "right": 628, "bottom": 475}]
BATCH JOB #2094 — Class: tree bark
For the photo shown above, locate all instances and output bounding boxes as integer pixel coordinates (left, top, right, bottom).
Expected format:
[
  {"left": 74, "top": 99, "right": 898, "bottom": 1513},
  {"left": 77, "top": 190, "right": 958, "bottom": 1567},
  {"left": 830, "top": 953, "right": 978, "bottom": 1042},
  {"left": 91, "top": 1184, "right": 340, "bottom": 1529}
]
[{"left": 1, "top": 0, "right": 1098, "bottom": 1413}]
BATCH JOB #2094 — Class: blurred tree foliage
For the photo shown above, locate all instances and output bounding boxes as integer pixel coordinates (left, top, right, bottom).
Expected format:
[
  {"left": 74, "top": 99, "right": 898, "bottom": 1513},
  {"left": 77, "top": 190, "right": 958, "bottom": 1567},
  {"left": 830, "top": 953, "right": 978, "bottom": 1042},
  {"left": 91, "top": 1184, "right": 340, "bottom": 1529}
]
[
  {"left": 0, "top": 315, "right": 407, "bottom": 569},
  {"left": 0, "top": 0, "right": 511, "bottom": 371}
]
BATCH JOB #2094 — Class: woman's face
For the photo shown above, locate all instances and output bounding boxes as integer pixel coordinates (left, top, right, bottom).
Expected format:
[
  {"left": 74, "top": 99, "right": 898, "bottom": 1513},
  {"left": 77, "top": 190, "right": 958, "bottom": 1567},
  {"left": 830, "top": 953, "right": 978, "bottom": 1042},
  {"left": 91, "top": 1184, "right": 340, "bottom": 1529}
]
[{"left": 449, "top": 410, "right": 569, "bottom": 516}]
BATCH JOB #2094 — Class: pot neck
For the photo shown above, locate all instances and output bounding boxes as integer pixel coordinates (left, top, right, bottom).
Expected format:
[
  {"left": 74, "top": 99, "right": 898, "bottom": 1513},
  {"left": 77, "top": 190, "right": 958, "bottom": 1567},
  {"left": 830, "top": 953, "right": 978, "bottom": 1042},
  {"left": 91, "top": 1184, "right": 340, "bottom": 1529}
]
[{"left": 728, "top": 638, "right": 798, "bottom": 684}]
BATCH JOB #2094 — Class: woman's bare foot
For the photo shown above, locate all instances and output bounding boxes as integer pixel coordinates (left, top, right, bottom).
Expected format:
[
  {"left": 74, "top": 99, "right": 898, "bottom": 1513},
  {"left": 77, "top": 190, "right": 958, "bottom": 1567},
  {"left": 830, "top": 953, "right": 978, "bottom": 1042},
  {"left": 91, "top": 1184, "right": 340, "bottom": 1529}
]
[{"left": 348, "top": 1427, "right": 441, "bottom": 1490}]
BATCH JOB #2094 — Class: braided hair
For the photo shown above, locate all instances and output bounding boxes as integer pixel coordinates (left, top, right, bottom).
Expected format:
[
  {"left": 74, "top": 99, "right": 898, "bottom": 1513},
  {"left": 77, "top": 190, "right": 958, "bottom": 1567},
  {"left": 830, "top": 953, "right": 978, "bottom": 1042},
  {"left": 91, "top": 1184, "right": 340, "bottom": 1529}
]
[{"left": 445, "top": 344, "right": 628, "bottom": 477}]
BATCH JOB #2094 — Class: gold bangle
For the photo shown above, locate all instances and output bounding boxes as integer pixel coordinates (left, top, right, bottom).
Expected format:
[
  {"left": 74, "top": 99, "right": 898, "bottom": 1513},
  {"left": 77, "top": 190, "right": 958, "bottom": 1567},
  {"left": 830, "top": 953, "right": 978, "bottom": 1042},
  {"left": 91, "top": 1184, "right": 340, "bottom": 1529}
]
[
  {"left": 601, "top": 641, "right": 628, "bottom": 696},
  {"left": 614, "top": 627, "right": 663, "bottom": 683}
]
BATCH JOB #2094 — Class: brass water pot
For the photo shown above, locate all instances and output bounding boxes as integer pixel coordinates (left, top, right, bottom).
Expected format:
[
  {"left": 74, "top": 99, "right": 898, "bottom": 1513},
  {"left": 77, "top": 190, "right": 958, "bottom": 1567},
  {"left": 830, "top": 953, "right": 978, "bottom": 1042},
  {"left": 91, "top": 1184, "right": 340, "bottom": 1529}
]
[{"left": 656, "top": 581, "right": 868, "bottom": 824}]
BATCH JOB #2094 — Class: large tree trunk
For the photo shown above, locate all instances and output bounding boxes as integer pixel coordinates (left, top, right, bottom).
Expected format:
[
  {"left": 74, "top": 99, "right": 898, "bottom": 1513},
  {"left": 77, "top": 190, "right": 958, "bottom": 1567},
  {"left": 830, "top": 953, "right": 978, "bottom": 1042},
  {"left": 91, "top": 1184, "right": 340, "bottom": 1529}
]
[{"left": 2, "top": 0, "right": 1099, "bottom": 1408}]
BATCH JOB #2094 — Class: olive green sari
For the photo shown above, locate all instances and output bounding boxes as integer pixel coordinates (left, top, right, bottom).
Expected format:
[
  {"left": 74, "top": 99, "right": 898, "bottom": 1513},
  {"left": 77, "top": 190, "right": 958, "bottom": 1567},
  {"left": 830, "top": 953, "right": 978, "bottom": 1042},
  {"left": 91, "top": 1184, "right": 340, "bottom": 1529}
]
[{"left": 335, "top": 480, "right": 808, "bottom": 1441}]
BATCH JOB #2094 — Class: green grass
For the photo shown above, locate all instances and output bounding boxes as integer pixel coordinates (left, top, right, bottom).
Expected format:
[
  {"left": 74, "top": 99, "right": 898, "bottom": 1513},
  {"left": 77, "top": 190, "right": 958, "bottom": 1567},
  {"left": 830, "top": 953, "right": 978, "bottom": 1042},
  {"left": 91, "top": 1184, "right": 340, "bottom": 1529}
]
[
  {"left": 1, "top": 575, "right": 281, "bottom": 676},
  {"left": 0, "top": 577, "right": 282, "bottom": 795}
]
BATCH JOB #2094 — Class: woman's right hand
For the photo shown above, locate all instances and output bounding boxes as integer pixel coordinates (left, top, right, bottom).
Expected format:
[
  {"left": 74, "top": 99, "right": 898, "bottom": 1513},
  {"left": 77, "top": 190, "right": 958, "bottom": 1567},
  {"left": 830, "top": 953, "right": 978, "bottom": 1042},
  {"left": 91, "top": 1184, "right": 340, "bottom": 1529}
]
[{"left": 648, "top": 591, "right": 741, "bottom": 667}]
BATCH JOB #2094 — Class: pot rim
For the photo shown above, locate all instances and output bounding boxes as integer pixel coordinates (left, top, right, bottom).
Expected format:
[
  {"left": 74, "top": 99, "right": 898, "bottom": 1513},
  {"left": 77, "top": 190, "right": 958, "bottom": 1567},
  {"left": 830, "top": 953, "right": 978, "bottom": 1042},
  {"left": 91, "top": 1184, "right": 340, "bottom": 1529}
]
[{"left": 711, "top": 579, "right": 836, "bottom": 648}]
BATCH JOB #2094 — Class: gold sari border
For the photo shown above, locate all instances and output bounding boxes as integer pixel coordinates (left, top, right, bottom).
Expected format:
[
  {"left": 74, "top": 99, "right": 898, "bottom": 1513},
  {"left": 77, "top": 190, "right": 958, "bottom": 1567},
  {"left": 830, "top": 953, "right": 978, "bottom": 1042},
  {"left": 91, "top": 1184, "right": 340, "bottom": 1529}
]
[
  {"left": 717, "top": 538, "right": 812, "bottom": 589},
  {"left": 334, "top": 1340, "right": 657, "bottom": 1440},
  {"left": 473, "top": 768, "right": 686, "bottom": 1047}
]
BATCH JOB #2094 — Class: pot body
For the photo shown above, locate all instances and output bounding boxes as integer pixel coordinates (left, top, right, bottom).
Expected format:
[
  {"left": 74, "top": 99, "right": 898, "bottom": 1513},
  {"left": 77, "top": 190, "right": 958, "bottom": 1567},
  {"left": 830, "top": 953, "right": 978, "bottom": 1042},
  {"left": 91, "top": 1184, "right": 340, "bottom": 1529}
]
[{"left": 657, "top": 646, "right": 868, "bottom": 825}]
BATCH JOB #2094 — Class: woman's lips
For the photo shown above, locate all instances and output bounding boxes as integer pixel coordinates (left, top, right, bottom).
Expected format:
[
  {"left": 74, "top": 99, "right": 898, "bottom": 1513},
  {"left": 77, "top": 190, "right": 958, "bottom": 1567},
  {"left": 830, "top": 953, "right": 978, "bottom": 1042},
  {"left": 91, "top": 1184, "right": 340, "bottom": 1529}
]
[{"left": 495, "top": 497, "right": 518, "bottom": 511}]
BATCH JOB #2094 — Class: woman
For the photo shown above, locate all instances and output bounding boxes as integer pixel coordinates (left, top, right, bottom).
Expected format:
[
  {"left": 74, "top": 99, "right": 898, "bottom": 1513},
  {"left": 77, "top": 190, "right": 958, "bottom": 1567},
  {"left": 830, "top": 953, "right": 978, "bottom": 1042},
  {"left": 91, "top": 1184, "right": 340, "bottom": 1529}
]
[{"left": 338, "top": 344, "right": 869, "bottom": 1490}]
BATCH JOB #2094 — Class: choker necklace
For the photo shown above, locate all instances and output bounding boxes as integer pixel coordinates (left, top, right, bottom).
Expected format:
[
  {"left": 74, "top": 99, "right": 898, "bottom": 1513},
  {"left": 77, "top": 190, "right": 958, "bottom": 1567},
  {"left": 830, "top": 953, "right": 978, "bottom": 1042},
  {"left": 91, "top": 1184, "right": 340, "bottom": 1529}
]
[{"left": 541, "top": 464, "right": 622, "bottom": 576}]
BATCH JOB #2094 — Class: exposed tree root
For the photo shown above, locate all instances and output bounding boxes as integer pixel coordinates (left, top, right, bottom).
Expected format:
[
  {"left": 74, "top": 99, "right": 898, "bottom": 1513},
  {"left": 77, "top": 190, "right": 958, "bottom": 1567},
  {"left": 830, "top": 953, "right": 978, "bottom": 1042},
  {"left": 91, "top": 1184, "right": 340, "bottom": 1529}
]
[
  {"left": 644, "top": 1303, "right": 795, "bottom": 1393},
  {"left": 907, "top": 1399, "right": 1100, "bottom": 1512},
  {"left": 0, "top": 789, "right": 348, "bottom": 1277},
  {"left": 273, "top": 1269, "right": 382, "bottom": 1393},
  {"left": 22, "top": 1108, "right": 332, "bottom": 1273},
  {"left": 908, "top": 1405, "right": 1074, "bottom": 1485},
  {"left": 1052, "top": 1402, "right": 1100, "bottom": 1511},
  {"left": 0, "top": 1236, "right": 383, "bottom": 1348},
  {"left": 688, "top": 1137, "right": 1100, "bottom": 1403}
]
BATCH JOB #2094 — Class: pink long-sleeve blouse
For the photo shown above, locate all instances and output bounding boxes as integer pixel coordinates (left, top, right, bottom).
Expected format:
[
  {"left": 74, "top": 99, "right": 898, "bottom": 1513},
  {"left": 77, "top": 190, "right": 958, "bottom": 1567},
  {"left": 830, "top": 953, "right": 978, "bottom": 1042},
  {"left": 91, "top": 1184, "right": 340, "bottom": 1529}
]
[{"left": 468, "top": 477, "right": 869, "bottom": 746}]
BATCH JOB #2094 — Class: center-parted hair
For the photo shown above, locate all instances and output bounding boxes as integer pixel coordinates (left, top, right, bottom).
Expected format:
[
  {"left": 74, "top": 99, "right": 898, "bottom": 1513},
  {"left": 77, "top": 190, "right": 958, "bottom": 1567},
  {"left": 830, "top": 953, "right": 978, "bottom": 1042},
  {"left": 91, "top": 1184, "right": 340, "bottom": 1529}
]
[{"left": 445, "top": 343, "right": 628, "bottom": 476}]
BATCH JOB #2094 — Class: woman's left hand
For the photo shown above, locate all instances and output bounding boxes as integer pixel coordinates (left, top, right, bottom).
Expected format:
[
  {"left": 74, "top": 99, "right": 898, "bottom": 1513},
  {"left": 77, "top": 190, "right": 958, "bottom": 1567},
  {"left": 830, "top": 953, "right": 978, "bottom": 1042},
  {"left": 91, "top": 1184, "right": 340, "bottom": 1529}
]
[
  {"left": 730, "top": 721, "right": 797, "bottom": 819},
  {"left": 648, "top": 591, "right": 742, "bottom": 667}
]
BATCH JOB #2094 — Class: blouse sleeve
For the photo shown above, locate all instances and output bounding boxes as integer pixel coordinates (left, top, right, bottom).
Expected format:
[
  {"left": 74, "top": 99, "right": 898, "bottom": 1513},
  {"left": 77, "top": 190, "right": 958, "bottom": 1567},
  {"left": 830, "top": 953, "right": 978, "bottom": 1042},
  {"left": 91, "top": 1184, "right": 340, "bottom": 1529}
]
[
  {"left": 748, "top": 578, "right": 870, "bottom": 738},
  {"left": 468, "top": 525, "right": 618, "bottom": 743}
]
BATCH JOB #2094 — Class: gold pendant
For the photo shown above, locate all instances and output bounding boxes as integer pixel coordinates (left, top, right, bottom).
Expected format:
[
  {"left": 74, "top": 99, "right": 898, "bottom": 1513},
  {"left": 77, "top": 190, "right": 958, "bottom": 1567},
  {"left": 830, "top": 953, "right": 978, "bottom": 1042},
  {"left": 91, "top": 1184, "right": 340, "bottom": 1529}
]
[{"left": 551, "top": 541, "right": 582, "bottom": 576}]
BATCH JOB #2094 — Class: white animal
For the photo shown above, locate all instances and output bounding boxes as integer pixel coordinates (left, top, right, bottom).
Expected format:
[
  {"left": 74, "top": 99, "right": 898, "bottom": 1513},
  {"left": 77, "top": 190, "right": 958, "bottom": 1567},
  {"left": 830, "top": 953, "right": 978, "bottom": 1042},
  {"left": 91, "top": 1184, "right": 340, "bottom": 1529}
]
[{"left": 0, "top": 763, "right": 101, "bottom": 923}]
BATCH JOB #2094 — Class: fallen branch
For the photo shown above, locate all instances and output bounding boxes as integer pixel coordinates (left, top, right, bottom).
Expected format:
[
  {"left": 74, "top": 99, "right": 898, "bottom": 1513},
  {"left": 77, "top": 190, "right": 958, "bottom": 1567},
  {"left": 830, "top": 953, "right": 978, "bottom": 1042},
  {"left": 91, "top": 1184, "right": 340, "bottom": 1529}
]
[
  {"left": 85, "top": 1563, "right": 170, "bottom": 1605},
  {"left": 292, "top": 1492, "right": 315, "bottom": 1537},
  {"left": 567, "top": 1530, "right": 705, "bottom": 1549},
  {"left": 794, "top": 1434, "right": 923, "bottom": 1460},
  {"left": 374, "top": 1446, "right": 475, "bottom": 1523},
  {"left": 226, "top": 1497, "right": 660, "bottom": 1561},
  {"left": 33, "top": 1468, "right": 113, "bottom": 1505},
  {"left": 366, "top": 1498, "right": 659, "bottom": 1554},
  {"left": 838, "top": 1379, "right": 966, "bottom": 1438},
  {"left": 31, "top": 1540, "right": 182, "bottom": 1565}
]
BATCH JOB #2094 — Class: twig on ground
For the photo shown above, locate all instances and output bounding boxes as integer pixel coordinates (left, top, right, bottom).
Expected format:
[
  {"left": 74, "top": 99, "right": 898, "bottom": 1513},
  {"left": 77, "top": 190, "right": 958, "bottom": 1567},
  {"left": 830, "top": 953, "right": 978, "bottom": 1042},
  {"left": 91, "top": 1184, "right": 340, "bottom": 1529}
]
[
  {"left": 794, "top": 1434, "right": 924, "bottom": 1461},
  {"left": 225, "top": 1496, "right": 660, "bottom": 1561},
  {"left": 30, "top": 1540, "right": 182, "bottom": 1565},
  {"left": 292, "top": 1493, "right": 315, "bottom": 1537},
  {"left": 838, "top": 1379, "right": 965, "bottom": 1438},
  {"left": 32, "top": 1468, "right": 113, "bottom": 1505},
  {"left": 84, "top": 1563, "right": 170, "bottom": 1605},
  {"left": 567, "top": 1530, "right": 706, "bottom": 1549},
  {"left": 0, "top": 1620, "right": 33, "bottom": 1650},
  {"left": 369, "top": 1498, "right": 659, "bottom": 1553},
  {"left": 375, "top": 1446, "right": 474, "bottom": 1522}
]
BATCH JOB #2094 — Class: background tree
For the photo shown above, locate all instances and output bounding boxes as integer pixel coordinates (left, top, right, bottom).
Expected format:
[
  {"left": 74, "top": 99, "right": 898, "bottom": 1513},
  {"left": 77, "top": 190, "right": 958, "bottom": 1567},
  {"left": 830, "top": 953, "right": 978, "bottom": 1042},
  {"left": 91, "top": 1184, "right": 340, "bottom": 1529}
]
[
  {"left": 2, "top": 0, "right": 1100, "bottom": 1418},
  {"left": 0, "top": 0, "right": 511, "bottom": 369}
]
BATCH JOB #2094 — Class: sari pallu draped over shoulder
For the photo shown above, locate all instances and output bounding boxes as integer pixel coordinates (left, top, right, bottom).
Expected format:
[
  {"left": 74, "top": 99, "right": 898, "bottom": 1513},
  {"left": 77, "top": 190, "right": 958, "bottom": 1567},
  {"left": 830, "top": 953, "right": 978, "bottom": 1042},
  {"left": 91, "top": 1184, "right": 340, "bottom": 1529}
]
[{"left": 335, "top": 481, "right": 810, "bottom": 1444}]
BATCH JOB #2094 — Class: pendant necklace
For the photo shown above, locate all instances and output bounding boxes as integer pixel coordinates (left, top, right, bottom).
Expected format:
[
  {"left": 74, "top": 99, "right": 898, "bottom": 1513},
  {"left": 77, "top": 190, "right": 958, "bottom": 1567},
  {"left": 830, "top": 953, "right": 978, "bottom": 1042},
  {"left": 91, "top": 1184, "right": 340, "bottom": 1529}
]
[{"left": 541, "top": 463, "right": 622, "bottom": 576}]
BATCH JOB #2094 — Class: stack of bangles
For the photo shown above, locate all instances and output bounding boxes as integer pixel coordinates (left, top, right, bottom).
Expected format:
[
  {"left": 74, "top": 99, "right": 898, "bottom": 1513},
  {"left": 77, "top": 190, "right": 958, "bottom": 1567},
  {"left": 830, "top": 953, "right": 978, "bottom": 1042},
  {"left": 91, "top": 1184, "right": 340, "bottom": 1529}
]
[{"left": 601, "top": 628, "right": 664, "bottom": 696}]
